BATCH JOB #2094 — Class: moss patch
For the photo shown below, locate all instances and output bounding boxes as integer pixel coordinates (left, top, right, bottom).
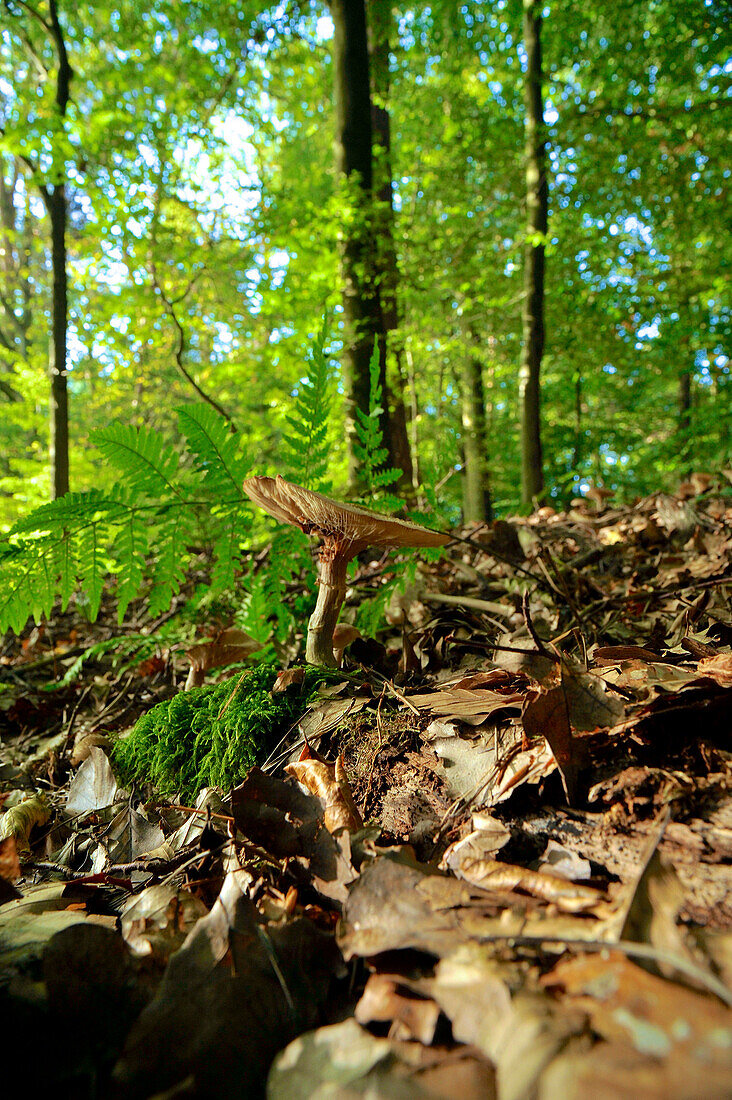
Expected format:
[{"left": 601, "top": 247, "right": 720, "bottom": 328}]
[{"left": 114, "top": 665, "right": 336, "bottom": 800}]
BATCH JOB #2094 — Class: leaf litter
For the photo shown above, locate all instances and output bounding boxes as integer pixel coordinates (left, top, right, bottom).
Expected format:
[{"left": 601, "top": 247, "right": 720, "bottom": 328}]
[{"left": 0, "top": 482, "right": 731, "bottom": 1097}]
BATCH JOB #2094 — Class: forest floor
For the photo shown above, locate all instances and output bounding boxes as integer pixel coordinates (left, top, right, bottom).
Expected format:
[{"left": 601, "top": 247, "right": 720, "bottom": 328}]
[{"left": 1, "top": 477, "right": 731, "bottom": 1099}]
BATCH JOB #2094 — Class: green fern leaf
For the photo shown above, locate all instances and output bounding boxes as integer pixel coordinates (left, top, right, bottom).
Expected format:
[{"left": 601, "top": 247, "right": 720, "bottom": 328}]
[
  {"left": 93, "top": 423, "right": 180, "bottom": 497},
  {"left": 9, "top": 489, "right": 125, "bottom": 536},
  {"left": 282, "top": 318, "right": 335, "bottom": 490},
  {"left": 210, "top": 511, "right": 247, "bottom": 593},
  {"left": 149, "top": 508, "right": 195, "bottom": 617},
  {"left": 114, "top": 510, "right": 148, "bottom": 623},
  {"left": 53, "top": 532, "right": 76, "bottom": 611},
  {"left": 177, "top": 403, "right": 250, "bottom": 498},
  {"left": 77, "top": 521, "right": 106, "bottom": 621},
  {"left": 237, "top": 572, "right": 271, "bottom": 643}
]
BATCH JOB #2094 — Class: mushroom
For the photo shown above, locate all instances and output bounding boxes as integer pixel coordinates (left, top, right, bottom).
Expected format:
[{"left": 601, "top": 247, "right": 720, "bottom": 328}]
[
  {"left": 184, "top": 628, "right": 262, "bottom": 690},
  {"left": 242, "top": 475, "right": 449, "bottom": 667}
]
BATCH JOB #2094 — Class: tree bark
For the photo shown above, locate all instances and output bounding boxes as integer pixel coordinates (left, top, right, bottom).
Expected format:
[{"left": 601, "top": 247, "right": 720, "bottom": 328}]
[
  {"left": 367, "top": 0, "right": 414, "bottom": 493},
  {"left": 519, "top": 0, "right": 547, "bottom": 506},
  {"left": 47, "top": 181, "right": 69, "bottom": 497},
  {"left": 44, "top": 0, "right": 72, "bottom": 498},
  {"left": 573, "top": 369, "right": 582, "bottom": 471},
  {"left": 460, "top": 347, "right": 493, "bottom": 523},
  {"left": 329, "top": 0, "right": 389, "bottom": 492}
]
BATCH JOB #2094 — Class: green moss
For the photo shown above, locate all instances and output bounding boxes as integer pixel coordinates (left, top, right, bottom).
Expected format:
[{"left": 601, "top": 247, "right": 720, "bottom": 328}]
[{"left": 114, "top": 665, "right": 336, "bottom": 800}]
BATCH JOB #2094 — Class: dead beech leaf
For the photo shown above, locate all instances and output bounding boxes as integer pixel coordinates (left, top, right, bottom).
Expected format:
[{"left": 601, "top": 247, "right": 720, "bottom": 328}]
[
  {"left": 114, "top": 869, "right": 340, "bottom": 1099},
  {"left": 542, "top": 952, "right": 732, "bottom": 1069},
  {"left": 286, "top": 746, "right": 363, "bottom": 834},
  {"left": 522, "top": 684, "right": 577, "bottom": 802},
  {"left": 458, "top": 856, "right": 604, "bottom": 914},
  {"left": 66, "top": 747, "right": 118, "bottom": 815},
  {"left": 698, "top": 653, "right": 732, "bottom": 687},
  {"left": 408, "top": 686, "right": 524, "bottom": 725},
  {"left": 272, "top": 667, "right": 306, "bottom": 693},
  {"left": 121, "top": 883, "right": 209, "bottom": 961},
  {"left": 0, "top": 837, "right": 22, "bottom": 900},
  {"left": 427, "top": 945, "right": 583, "bottom": 1100},
  {"left": 592, "top": 645, "right": 666, "bottom": 665},
  {"left": 0, "top": 793, "right": 50, "bottom": 854},
  {"left": 355, "top": 973, "right": 442, "bottom": 1044},
  {"left": 540, "top": 1037, "right": 730, "bottom": 1100},
  {"left": 559, "top": 664, "right": 626, "bottom": 731},
  {"left": 297, "top": 694, "right": 369, "bottom": 741},
  {"left": 442, "top": 818, "right": 511, "bottom": 872},
  {"left": 269, "top": 1017, "right": 496, "bottom": 1100}
]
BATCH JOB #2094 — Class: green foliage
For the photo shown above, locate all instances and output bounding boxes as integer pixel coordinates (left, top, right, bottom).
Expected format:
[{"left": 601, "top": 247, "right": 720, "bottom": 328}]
[
  {"left": 353, "top": 342, "right": 402, "bottom": 509},
  {"left": 113, "top": 664, "right": 337, "bottom": 799},
  {"left": 0, "top": 405, "right": 251, "bottom": 635},
  {"left": 281, "top": 318, "right": 336, "bottom": 492},
  {"left": 2, "top": 0, "right": 729, "bottom": 573}
]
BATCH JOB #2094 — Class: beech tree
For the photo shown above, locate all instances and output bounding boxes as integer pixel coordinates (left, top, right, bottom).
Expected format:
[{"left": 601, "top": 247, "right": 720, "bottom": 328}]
[
  {"left": 0, "top": 1, "right": 728, "bottom": 528},
  {"left": 3, "top": 0, "right": 72, "bottom": 498},
  {"left": 519, "top": 0, "right": 548, "bottom": 506}
]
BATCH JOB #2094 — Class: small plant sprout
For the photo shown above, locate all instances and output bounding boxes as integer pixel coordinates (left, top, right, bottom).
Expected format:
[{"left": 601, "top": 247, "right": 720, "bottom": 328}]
[{"left": 242, "top": 475, "right": 449, "bottom": 667}]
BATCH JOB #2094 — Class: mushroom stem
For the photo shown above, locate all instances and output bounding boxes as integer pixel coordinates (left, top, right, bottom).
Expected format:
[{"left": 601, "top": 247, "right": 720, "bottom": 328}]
[
  {"left": 184, "top": 666, "right": 206, "bottom": 691},
  {"left": 306, "top": 550, "right": 349, "bottom": 667}
]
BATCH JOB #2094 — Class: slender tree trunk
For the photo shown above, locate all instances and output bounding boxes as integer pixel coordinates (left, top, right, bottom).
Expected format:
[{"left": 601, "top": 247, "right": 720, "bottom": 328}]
[
  {"left": 43, "top": 0, "right": 72, "bottom": 498},
  {"left": 405, "top": 344, "right": 421, "bottom": 491},
  {"left": 519, "top": 0, "right": 548, "bottom": 506},
  {"left": 48, "top": 182, "right": 69, "bottom": 497},
  {"left": 573, "top": 370, "right": 582, "bottom": 470},
  {"left": 367, "top": 0, "right": 413, "bottom": 493},
  {"left": 460, "top": 347, "right": 493, "bottom": 523},
  {"left": 712, "top": 357, "right": 729, "bottom": 462},
  {"left": 678, "top": 369, "right": 691, "bottom": 434},
  {"left": 329, "top": 0, "right": 389, "bottom": 492}
]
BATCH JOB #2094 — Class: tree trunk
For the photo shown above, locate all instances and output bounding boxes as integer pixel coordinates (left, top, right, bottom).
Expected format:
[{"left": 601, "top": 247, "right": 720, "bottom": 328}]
[
  {"left": 329, "top": 0, "right": 389, "bottom": 492},
  {"left": 44, "top": 0, "right": 72, "bottom": 498},
  {"left": 367, "top": 0, "right": 413, "bottom": 493},
  {"left": 460, "top": 348, "right": 493, "bottom": 523},
  {"left": 573, "top": 369, "right": 582, "bottom": 471},
  {"left": 519, "top": 0, "right": 547, "bottom": 507},
  {"left": 48, "top": 181, "right": 69, "bottom": 497}
]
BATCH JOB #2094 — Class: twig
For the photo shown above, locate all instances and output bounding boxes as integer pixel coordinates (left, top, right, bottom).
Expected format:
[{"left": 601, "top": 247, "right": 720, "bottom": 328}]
[
  {"left": 446, "top": 531, "right": 550, "bottom": 589},
  {"left": 522, "top": 589, "right": 551, "bottom": 656},
  {"left": 423, "top": 591, "right": 515, "bottom": 618},
  {"left": 149, "top": 261, "right": 239, "bottom": 432}
]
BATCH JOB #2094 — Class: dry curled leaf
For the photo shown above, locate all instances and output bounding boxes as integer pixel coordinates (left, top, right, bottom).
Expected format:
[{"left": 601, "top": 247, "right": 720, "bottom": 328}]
[
  {"left": 286, "top": 745, "right": 363, "bottom": 834},
  {"left": 0, "top": 794, "right": 50, "bottom": 854},
  {"left": 458, "top": 856, "right": 604, "bottom": 914}
]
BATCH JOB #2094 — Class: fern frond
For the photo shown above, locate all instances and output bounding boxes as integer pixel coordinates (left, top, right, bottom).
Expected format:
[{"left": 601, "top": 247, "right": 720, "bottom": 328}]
[
  {"left": 282, "top": 318, "right": 335, "bottom": 490},
  {"left": 149, "top": 508, "right": 196, "bottom": 617},
  {"left": 177, "top": 403, "right": 250, "bottom": 499},
  {"left": 9, "top": 489, "right": 126, "bottom": 536},
  {"left": 93, "top": 423, "right": 181, "bottom": 497},
  {"left": 209, "top": 509, "right": 248, "bottom": 593},
  {"left": 236, "top": 572, "right": 272, "bottom": 643},
  {"left": 114, "top": 511, "right": 147, "bottom": 623},
  {"left": 353, "top": 340, "right": 403, "bottom": 508},
  {"left": 76, "top": 520, "right": 107, "bottom": 621}
]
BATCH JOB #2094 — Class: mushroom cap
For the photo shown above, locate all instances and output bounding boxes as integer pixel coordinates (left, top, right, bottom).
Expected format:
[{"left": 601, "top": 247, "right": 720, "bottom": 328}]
[
  {"left": 242, "top": 475, "right": 449, "bottom": 553},
  {"left": 186, "top": 628, "right": 262, "bottom": 671}
]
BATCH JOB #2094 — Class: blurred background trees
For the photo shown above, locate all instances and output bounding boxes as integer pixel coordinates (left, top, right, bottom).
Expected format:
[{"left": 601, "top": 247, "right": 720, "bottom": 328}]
[{"left": 0, "top": 0, "right": 729, "bottom": 527}]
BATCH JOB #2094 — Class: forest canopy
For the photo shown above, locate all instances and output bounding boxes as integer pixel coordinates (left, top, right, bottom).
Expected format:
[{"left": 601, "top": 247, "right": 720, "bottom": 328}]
[{"left": 0, "top": 0, "right": 730, "bottom": 531}]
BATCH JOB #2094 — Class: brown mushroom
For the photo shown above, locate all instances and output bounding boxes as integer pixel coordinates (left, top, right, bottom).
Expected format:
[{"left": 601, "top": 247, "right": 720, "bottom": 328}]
[
  {"left": 242, "top": 475, "right": 449, "bottom": 667},
  {"left": 184, "top": 628, "right": 262, "bottom": 690}
]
